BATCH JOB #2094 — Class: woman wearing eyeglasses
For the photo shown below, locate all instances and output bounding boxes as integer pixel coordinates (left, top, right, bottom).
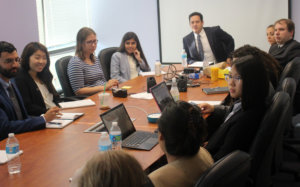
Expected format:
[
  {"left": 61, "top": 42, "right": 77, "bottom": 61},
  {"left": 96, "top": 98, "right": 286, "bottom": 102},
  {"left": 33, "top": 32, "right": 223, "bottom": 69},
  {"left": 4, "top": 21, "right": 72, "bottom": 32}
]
[
  {"left": 200, "top": 55, "right": 269, "bottom": 161},
  {"left": 110, "top": 32, "right": 150, "bottom": 83},
  {"left": 68, "top": 27, "right": 118, "bottom": 95}
]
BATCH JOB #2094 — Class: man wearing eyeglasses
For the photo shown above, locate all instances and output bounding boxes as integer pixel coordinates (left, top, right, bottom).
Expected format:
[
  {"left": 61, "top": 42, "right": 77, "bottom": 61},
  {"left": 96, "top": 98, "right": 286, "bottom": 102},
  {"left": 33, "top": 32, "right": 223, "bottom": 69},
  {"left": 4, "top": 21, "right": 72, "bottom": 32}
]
[
  {"left": 0, "top": 41, "right": 60, "bottom": 141},
  {"left": 269, "top": 19, "right": 300, "bottom": 68}
]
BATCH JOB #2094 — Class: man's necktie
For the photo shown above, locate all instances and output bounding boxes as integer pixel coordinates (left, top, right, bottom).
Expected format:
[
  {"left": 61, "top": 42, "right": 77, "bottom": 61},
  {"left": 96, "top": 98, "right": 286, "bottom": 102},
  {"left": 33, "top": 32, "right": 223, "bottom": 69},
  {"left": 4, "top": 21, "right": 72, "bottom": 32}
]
[
  {"left": 197, "top": 34, "right": 204, "bottom": 61},
  {"left": 7, "top": 85, "right": 23, "bottom": 120}
]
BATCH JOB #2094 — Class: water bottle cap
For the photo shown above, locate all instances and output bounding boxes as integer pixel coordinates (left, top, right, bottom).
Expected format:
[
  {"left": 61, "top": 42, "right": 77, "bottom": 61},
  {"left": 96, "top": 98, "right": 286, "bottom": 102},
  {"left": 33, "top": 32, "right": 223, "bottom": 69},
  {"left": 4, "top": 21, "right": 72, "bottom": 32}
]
[
  {"left": 8, "top": 133, "right": 14, "bottom": 137},
  {"left": 112, "top": 122, "right": 118, "bottom": 126},
  {"left": 172, "top": 77, "right": 176, "bottom": 82},
  {"left": 101, "top": 132, "right": 108, "bottom": 136}
]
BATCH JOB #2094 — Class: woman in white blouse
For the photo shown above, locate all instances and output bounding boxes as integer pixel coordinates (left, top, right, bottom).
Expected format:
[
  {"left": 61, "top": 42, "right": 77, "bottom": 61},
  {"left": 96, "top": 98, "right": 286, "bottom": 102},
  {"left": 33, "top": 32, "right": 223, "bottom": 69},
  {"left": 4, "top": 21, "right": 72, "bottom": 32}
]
[
  {"left": 15, "top": 42, "right": 60, "bottom": 116},
  {"left": 111, "top": 32, "right": 151, "bottom": 83}
]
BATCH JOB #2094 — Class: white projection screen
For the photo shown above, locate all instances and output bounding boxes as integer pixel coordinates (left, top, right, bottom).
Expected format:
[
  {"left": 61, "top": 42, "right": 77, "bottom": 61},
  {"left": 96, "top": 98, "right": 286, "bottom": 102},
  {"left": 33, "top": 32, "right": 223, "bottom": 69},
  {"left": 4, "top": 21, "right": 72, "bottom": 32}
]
[{"left": 158, "top": 0, "right": 289, "bottom": 64}]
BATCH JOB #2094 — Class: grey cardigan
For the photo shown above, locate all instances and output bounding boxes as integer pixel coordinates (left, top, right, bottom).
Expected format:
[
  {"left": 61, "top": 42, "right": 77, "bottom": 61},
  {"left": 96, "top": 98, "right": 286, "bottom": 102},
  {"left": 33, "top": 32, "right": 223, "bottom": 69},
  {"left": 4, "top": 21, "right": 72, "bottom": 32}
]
[{"left": 110, "top": 52, "right": 150, "bottom": 83}]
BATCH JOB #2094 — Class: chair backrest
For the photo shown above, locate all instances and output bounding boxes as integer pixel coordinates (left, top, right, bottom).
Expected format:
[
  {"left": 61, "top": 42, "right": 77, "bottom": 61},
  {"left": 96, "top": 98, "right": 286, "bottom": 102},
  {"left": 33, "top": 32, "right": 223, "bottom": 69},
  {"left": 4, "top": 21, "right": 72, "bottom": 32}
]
[
  {"left": 195, "top": 150, "right": 251, "bottom": 187},
  {"left": 98, "top": 47, "right": 118, "bottom": 81},
  {"left": 249, "top": 91, "right": 290, "bottom": 187},
  {"left": 55, "top": 56, "right": 74, "bottom": 97},
  {"left": 273, "top": 78, "right": 296, "bottom": 172},
  {"left": 277, "top": 57, "right": 300, "bottom": 114}
]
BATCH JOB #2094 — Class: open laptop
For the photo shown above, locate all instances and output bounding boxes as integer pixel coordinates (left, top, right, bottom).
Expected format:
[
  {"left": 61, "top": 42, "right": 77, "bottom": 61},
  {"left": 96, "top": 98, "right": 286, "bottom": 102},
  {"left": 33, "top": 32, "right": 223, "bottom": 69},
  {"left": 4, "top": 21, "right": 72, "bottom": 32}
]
[
  {"left": 150, "top": 81, "right": 175, "bottom": 112},
  {"left": 100, "top": 104, "right": 158, "bottom": 151}
]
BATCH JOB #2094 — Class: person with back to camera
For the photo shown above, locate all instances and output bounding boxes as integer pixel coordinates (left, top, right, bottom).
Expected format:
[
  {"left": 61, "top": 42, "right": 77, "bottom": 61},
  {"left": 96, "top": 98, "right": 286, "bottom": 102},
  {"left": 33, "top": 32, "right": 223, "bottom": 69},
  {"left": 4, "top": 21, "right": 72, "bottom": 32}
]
[
  {"left": 15, "top": 42, "right": 62, "bottom": 116},
  {"left": 200, "top": 55, "right": 270, "bottom": 161},
  {"left": 111, "top": 32, "right": 151, "bottom": 83},
  {"left": 70, "top": 150, "right": 154, "bottom": 187},
  {"left": 266, "top": 25, "right": 276, "bottom": 46},
  {"left": 149, "top": 101, "right": 214, "bottom": 187},
  {"left": 68, "top": 27, "right": 118, "bottom": 95}
]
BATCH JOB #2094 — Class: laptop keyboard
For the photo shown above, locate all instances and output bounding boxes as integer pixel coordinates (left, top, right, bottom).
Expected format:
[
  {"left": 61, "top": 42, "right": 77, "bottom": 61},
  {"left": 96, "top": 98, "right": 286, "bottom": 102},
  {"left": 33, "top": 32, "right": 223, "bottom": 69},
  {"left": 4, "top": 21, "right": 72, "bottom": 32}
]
[{"left": 123, "top": 131, "right": 157, "bottom": 147}]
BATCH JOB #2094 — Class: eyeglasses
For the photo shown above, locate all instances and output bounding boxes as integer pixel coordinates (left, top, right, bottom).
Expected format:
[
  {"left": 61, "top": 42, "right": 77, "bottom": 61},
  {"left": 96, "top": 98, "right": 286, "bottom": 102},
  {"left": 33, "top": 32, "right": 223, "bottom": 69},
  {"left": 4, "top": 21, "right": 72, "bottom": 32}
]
[
  {"left": 1, "top": 57, "right": 21, "bottom": 65},
  {"left": 85, "top": 39, "right": 98, "bottom": 45},
  {"left": 225, "top": 74, "right": 242, "bottom": 83}
]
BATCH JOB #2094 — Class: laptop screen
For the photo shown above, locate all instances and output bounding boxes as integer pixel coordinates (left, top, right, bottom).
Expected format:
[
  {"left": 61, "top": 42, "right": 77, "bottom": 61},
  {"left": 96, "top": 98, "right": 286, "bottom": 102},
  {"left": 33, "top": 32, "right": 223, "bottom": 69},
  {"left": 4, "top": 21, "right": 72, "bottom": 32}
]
[
  {"left": 100, "top": 104, "right": 135, "bottom": 139},
  {"left": 150, "top": 81, "right": 174, "bottom": 112}
]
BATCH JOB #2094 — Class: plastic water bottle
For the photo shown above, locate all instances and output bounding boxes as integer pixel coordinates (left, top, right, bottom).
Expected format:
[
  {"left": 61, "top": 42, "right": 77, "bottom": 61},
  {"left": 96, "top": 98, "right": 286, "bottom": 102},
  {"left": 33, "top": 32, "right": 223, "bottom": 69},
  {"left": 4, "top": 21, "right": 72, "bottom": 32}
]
[
  {"left": 181, "top": 49, "right": 188, "bottom": 67},
  {"left": 155, "top": 60, "right": 161, "bottom": 76},
  {"left": 203, "top": 56, "right": 209, "bottom": 69},
  {"left": 6, "top": 133, "right": 21, "bottom": 174},
  {"left": 170, "top": 77, "right": 180, "bottom": 101},
  {"left": 98, "top": 132, "right": 112, "bottom": 151},
  {"left": 109, "top": 122, "right": 122, "bottom": 150}
]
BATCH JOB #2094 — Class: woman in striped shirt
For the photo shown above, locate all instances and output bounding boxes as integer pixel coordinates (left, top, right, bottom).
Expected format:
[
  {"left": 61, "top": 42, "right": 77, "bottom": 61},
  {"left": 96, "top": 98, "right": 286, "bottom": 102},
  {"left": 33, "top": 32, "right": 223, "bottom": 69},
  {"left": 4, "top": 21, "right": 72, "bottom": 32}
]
[{"left": 68, "top": 27, "right": 118, "bottom": 95}]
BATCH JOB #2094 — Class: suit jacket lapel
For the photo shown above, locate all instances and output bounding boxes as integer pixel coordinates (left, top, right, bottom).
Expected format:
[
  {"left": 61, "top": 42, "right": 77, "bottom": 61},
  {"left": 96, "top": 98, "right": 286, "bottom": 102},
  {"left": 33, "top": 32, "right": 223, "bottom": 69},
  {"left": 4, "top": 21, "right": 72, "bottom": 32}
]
[{"left": 204, "top": 27, "right": 216, "bottom": 55}]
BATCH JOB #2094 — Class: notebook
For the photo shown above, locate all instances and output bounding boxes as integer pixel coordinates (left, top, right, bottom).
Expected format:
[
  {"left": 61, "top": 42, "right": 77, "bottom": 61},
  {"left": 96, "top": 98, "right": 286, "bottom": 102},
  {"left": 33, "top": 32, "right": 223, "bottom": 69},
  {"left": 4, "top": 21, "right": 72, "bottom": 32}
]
[
  {"left": 100, "top": 104, "right": 158, "bottom": 150},
  {"left": 150, "top": 81, "right": 175, "bottom": 112},
  {"left": 46, "top": 112, "right": 84, "bottom": 129}
]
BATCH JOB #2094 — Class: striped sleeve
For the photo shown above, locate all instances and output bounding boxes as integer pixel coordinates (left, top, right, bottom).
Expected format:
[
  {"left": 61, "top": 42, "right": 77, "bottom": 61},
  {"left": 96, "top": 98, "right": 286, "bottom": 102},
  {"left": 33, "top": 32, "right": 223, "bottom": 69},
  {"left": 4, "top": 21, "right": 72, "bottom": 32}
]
[{"left": 67, "top": 56, "right": 85, "bottom": 93}]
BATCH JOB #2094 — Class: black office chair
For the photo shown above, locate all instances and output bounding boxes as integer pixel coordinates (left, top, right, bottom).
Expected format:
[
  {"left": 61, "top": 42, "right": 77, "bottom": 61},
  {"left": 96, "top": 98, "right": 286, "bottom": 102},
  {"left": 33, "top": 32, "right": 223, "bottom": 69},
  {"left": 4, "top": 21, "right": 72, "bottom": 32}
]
[
  {"left": 277, "top": 57, "right": 300, "bottom": 115},
  {"left": 249, "top": 91, "right": 290, "bottom": 187},
  {"left": 55, "top": 56, "right": 75, "bottom": 97},
  {"left": 55, "top": 56, "right": 87, "bottom": 99},
  {"left": 98, "top": 47, "right": 118, "bottom": 81},
  {"left": 195, "top": 150, "right": 251, "bottom": 187},
  {"left": 279, "top": 78, "right": 300, "bottom": 180}
]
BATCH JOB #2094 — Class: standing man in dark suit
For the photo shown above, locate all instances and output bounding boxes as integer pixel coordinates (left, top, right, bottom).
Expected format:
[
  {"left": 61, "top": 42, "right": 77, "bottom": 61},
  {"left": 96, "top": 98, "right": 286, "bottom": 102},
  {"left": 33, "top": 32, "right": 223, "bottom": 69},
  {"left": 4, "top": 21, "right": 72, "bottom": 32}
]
[
  {"left": 183, "top": 12, "right": 234, "bottom": 64},
  {"left": 268, "top": 19, "right": 300, "bottom": 68},
  {"left": 0, "top": 41, "right": 60, "bottom": 141}
]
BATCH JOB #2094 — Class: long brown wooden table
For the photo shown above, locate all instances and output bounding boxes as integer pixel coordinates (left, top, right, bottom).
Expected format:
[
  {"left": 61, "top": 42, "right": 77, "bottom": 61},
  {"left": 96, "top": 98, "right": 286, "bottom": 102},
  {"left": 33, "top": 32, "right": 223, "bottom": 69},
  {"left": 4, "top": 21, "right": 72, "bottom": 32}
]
[{"left": 0, "top": 71, "right": 228, "bottom": 187}]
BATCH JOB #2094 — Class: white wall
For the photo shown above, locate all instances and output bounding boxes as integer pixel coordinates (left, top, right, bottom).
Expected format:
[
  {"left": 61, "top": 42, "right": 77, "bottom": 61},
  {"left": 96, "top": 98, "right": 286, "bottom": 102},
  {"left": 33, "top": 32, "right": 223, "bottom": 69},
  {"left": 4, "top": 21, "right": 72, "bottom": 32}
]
[
  {"left": 292, "top": 0, "right": 300, "bottom": 41},
  {"left": 0, "top": 0, "right": 39, "bottom": 53},
  {"left": 89, "top": 0, "right": 159, "bottom": 70}
]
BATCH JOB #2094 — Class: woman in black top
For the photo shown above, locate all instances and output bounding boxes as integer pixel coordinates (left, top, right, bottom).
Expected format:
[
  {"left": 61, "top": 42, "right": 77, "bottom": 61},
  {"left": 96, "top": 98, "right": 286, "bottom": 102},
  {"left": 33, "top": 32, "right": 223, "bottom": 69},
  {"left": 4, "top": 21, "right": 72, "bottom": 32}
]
[
  {"left": 15, "top": 42, "right": 60, "bottom": 116},
  {"left": 200, "top": 55, "right": 269, "bottom": 160}
]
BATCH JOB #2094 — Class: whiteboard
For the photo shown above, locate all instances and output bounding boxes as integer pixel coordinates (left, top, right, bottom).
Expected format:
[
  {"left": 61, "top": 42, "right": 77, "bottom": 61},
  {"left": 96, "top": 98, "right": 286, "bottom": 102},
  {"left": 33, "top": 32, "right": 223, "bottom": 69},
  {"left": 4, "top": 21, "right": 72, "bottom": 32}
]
[{"left": 158, "top": 0, "right": 289, "bottom": 63}]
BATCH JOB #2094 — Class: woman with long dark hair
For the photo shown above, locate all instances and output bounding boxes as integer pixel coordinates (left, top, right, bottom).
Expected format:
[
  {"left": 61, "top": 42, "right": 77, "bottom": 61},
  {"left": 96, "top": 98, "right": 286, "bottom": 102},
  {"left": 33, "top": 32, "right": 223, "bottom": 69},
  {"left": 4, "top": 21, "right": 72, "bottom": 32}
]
[
  {"left": 200, "top": 55, "right": 270, "bottom": 160},
  {"left": 111, "top": 32, "right": 150, "bottom": 83},
  {"left": 15, "top": 42, "right": 60, "bottom": 116}
]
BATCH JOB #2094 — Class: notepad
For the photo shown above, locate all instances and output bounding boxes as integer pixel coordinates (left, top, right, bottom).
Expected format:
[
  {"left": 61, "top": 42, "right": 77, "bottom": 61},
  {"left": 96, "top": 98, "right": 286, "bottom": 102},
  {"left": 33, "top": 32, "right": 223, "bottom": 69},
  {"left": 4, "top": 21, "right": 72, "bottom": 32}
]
[
  {"left": 0, "top": 150, "right": 23, "bottom": 164},
  {"left": 58, "top": 99, "right": 95, "bottom": 109},
  {"left": 46, "top": 112, "right": 84, "bottom": 129}
]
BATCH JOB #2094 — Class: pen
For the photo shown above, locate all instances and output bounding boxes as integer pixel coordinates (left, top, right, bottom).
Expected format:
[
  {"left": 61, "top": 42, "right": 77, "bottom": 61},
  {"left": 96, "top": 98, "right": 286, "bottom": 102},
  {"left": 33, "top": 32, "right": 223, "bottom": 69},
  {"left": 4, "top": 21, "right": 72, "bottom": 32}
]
[{"left": 48, "top": 122, "right": 62, "bottom": 125}]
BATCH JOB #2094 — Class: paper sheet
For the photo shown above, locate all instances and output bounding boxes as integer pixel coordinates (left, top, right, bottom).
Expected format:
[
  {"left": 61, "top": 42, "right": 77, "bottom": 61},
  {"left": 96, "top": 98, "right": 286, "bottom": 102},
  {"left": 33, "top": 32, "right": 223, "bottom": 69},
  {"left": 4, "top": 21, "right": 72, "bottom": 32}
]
[
  {"left": 0, "top": 150, "right": 23, "bottom": 164},
  {"left": 140, "top": 71, "right": 166, "bottom": 76},
  {"left": 188, "top": 100, "right": 221, "bottom": 105},
  {"left": 58, "top": 99, "right": 95, "bottom": 109},
  {"left": 130, "top": 92, "right": 153, "bottom": 100}
]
